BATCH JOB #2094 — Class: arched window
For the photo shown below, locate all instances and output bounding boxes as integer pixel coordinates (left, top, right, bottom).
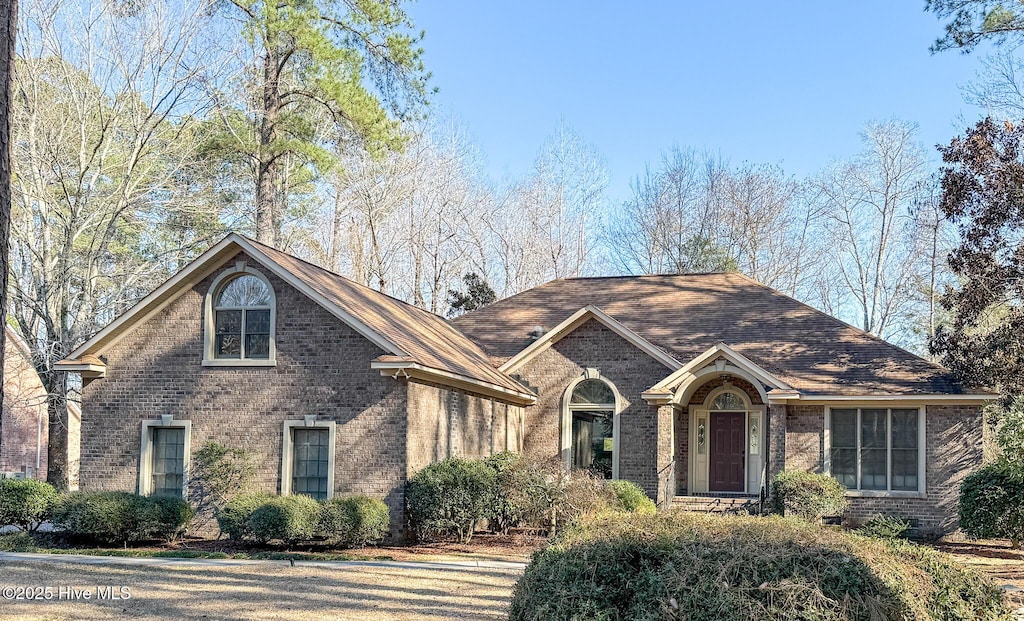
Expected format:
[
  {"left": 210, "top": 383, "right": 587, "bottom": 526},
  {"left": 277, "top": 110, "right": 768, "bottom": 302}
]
[
  {"left": 710, "top": 390, "right": 745, "bottom": 411},
  {"left": 206, "top": 268, "right": 276, "bottom": 363},
  {"left": 566, "top": 378, "right": 617, "bottom": 479}
]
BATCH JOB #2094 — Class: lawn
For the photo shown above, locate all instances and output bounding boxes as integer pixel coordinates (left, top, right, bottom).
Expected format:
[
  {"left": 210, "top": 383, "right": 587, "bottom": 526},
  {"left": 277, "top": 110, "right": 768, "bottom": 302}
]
[
  {"left": 0, "top": 557, "right": 522, "bottom": 620},
  {"left": 931, "top": 538, "right": 1024, "bottom": 613}
]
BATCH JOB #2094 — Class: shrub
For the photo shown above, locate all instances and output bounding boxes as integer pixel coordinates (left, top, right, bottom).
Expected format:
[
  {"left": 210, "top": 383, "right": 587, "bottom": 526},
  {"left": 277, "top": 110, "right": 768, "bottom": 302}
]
[
  {"left": 484, "top": 451, "right": 544, "bottom": 533},
  {"left": 188, "top": 441, "right": 257, "bottom": 529},
  {"left": 0, "top": 479, "right": 58, "bottom": 531},
  {"left": 150, "top": 496, "right": 196, "bottom": 542},
  {"left": 51, "top": 492, "right": 193, "bottom": 545},
  {"left": 960, "top": 460, "right": 1024, "bottom": 548},
  {"left": 318, "top": 495, "right": 390, "bottom": 547},
  {"left": 509, "top": 511, "right": 1010, "bottom": 621},
  {"left": 247, "top": 495, "right": 321, "bottom": 545},
  {"left": 770, "top": 470, "right": 848, "bottom": 522},
  {"left": 0, "top": 531, "right": 35, "bottom": 552},
  {"left": 858, "top": 514, "right": 911, "bottom": 540},
  {"left": 406, "top": 457, "right": 496, "bottom": 542},
  {"left": 607, "top": 479, "right": 656, "bottom": 514},
  {"left": 507, "top": 460, "right": 617, "bottom": 535},
  {"left": 217, "top": 492, "right": 273, "bottom": 540}
]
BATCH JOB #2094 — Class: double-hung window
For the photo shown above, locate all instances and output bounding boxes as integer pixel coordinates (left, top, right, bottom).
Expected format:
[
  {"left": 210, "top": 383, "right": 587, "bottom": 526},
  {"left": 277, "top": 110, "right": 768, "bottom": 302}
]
[
  {"left": 139, "top": 419, "right": 191, "bottom": 498},
  {"left": 827, "top": 407, "right": 923, "bottom": 493},
  {"left": 281, "top": 420, "right": 336, "bottom": 500}
]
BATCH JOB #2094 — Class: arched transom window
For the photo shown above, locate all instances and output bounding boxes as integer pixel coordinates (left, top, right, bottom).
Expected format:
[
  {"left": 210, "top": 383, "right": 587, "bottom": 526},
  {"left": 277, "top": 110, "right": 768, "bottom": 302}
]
[
  {"left": 211, "top": 272, "right": 273, "bottom": 360},
  {"left": 710, "top": 390, "right": 746, "bottom": 411},
  {"left": 567, "top": 378, "right": 617, "bottom": 479}
]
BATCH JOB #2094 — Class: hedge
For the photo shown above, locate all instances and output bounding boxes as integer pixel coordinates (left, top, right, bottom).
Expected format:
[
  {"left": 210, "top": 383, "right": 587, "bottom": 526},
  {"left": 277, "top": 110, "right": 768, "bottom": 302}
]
[
  {"left": 509, "top": 511, "right": 1010, "bottom": 621},
  {"left": 406, "top": 457, "right": 496, "bottom": 542},
  {"left": 248, "top": 495, "right": 321, "bottom": 544},
  {"left": 770, "top": 470, "right": 848, "bottom": 522},
  {"left": 51, "top": 492, "right": 194, "bottom": 545},
  {"left": 959, "top": 460, "right": 1024, "bottom": 548},
  {"left": 218, "top": 492, "right": 274, "bottom": 540},
  {"left": 0, "top": 479, "right": 58, "bottom": 532},
  {"left": 319, "top": 495, "right": 390, "bottom": 547}
]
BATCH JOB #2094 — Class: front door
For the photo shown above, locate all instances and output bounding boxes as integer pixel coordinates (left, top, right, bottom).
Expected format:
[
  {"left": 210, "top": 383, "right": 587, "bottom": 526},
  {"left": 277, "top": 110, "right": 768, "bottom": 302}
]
[{"left": 709, "top": 411, "right": 745, "bottom": 492}]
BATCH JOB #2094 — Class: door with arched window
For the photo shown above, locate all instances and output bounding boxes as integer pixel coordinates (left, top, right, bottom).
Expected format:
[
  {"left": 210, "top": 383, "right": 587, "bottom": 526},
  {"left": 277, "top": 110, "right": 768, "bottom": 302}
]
[
  {"left": 565, "top": 378, "right": 617, "bottom": 479},
  {"left": 708, "top": 390, "right": 747, "bottom": 492}
]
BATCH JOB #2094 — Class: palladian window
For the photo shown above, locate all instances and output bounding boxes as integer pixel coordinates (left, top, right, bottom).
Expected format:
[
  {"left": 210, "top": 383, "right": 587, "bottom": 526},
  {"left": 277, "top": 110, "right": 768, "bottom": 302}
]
[
  {"left": 568, "top": 379, "right": 616, "bottom": 479},
  {"left": 212, "top": 274, "right": 273, "bottom": 360}
]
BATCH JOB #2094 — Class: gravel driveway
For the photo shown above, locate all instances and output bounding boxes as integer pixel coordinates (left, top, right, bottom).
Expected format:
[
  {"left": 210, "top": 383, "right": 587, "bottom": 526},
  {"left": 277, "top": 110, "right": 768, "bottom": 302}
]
[{"left": 0, "top": 557, "right": 522, "bottom": 620}]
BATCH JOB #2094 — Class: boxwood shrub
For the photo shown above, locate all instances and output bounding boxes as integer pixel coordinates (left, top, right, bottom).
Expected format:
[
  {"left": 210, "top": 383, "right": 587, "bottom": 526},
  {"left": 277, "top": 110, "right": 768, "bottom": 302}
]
[
  {"left": 247, "top": 494, "right": 321, "bottom": 545},
  {"left": 319, "top": 495, "right": 390, "bottom": 547},
  {"left": 959, "top": 460, "right": 1024, "bottom": 548},
  {"left": 484, "top": 451, "right": 545, "bottom": 533},
  {"left": 51, "top": 492, "right": 194, "bottom": 545},
  {"left": 218, "top": 492, "right": 274, "bottom": 540},
  {"left": 0, "top": 479, "right": 58, "bottom": 532},
  {"left": 509, "top": 511, "right": 1010, "bottom": 621},
  {"left": 770, "top": 470, "right": 848, "bottom": 522},
  {"left": 607, "top": 480, "right": 656, "bottom": 514},
  {"left": 406, "top": 457, "right": 496, "bottom": 542}
]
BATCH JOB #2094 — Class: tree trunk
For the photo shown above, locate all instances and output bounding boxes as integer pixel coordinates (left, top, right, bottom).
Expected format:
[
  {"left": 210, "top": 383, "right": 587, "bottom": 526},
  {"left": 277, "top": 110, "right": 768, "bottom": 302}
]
[
  {"left": 44, "top": 371, "right": 69, "bottom": 490},
  {"left": 0, "top": 0, "right": 16, "bottom": 458},
  {"left": 255, "top": 45, "right": 283, "bottom": 246}
]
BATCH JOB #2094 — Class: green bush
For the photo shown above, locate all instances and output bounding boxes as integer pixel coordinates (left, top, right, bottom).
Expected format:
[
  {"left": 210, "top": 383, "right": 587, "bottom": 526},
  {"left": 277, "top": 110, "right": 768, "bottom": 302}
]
[
  {"left": 406, "top": 457, "right": 496, "bottom": 542},
  {"left": 247, "top": 495, "right": 321, "bottom": 545},
  {"left": 858, "top": 514, "right": 911, "bottom": 540},
  {"left": 484, "top": 451, "right": 544, "bottom": 533},
  {"left": 0, "top": 531, "right": 35, "bottom": 552},
  {"left": 0, "top": 479, "right": 58, "bottom": 531},
  {"left": 217, "top": 492, "right": 273, "bottom": 540},
  {"left": 509, "top": 511, "right": 1010, "bottom": 621},
  {"left": 51, "top": 492, "right": 193, "bottom": 545},
  {"left": 318, "top": 495, "right": 390, "bottom": 547},
  {"left": 960, "top": 460, "right": 1024, "bottom": 548},
  {"left": 188, "top": 441, "right": 257, "bottom": 530},
  {"left": 607, "top": 480, "right": 656, "bottom": 514},
  {"left": 770, "top": 470, "right": 848, "bottom": 522}
]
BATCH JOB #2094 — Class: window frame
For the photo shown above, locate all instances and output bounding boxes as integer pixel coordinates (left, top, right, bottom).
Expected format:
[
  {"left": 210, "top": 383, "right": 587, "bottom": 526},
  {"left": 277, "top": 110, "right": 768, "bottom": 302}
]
[
  {"left": 561, "top": 370, "right": 621, "bottom": 480},
  {"left": 281, "top": 419, "right": 336, "bottom": 500},
  {"left": 203, "top": 261, "right": 277, "bottom": 367},
  {"left": 138, "top": 418, "right": 192, "bottom": 498},
  {"left": 824, "top": 405, "right": 926, "bottom": 498}
]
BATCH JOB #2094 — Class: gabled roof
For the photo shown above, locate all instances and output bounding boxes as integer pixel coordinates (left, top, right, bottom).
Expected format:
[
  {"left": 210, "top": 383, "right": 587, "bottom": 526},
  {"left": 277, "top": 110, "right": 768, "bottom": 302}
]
[
  {"left": 452, "top": 273, "right": 993, "bottom": 397},
  {"left": 58, "top": 234, "right": 534, "bottom": 403},
  {"left": 500, "top": 305, "right": 681, "bottom": 373}
]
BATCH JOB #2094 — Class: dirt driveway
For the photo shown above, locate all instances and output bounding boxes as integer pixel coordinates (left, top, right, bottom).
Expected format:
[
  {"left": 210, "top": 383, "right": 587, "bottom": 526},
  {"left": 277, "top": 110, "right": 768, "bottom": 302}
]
[{"left": 0, "top": 557, "right": 522, "bottom": 620}]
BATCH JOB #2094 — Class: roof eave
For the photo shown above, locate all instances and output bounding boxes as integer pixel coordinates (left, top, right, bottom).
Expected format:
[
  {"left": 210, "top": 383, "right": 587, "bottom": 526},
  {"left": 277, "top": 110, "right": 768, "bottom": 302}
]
[{"left": 371, "top": 360, "right": 537, "bottom": 406}]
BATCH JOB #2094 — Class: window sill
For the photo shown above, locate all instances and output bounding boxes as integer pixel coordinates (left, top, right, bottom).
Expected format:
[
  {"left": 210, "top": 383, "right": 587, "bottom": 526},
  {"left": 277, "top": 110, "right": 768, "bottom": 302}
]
[
  {"left": 202, "top": 358, "right": 277, "bottom": 367},
  {"left": 845, "top": 490, "right": 926, "bottom": 499}
]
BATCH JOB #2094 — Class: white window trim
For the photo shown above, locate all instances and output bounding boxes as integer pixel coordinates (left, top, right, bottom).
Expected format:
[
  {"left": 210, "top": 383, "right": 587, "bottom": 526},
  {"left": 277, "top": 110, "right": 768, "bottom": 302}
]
[
  {"left": 138, "top": 418, "right": 192, "bottom": 497},
  {"left": 203, "top": 261, "right": 277, "bottom": 367},
  {"left": 824, "top": 406, "right": 927, "bottom": 498},
  {"left": 281, "top": 419, "right": 336, "bottom": 499},
  {"left": 561, "top": 370, "right": 621, "bottom": 480}
]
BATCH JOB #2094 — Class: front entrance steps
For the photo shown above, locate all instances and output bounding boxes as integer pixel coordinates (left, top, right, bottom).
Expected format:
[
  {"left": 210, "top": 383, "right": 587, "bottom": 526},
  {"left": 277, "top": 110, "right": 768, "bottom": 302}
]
[{"left": 671, "top": 495, "right": 764, "bottom": 515}]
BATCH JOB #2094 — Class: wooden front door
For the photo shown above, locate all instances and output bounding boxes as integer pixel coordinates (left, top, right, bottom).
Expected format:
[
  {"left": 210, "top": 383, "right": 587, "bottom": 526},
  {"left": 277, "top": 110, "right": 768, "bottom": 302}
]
[{"left": 709, "top": 411, "right": 745, "bottom": 492}]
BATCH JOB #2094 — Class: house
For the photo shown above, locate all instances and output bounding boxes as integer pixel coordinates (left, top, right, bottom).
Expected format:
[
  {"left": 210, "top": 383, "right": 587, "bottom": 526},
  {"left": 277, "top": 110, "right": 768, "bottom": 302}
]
[
  {"left": 1, "top": 325, "right": 82, "bottom": 484},
  {"left": 54, "top": 233, "right": 992, "bottom": 536}
]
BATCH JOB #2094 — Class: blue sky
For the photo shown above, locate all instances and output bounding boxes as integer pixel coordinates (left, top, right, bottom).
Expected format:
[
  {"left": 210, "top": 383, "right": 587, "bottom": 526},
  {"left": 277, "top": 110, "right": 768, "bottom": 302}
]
[{"left": 407, "top": 1, "right": 991, "bottom": 203}]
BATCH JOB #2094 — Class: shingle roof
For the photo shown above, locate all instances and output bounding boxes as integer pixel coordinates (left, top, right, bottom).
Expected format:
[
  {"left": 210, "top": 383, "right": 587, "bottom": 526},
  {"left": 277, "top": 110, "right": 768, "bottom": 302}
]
[
  {"left": 452, "top": 272, "right": 976, "bottom": 396},
  {"left": 245, "top": 240, "right": 531, "bottom": 396}
]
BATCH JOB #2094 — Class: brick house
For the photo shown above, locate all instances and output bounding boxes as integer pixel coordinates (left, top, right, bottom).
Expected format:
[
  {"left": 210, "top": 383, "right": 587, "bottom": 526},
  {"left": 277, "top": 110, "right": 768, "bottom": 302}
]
[{"left": 56, "top": 234, "right": 993, "bottom": 536}]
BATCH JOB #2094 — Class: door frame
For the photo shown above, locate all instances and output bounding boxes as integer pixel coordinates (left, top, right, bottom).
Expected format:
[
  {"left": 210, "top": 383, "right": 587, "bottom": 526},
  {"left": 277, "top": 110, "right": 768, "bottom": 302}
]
[{"left": 687, "top": 386, "right": 765, "bottom": 495}]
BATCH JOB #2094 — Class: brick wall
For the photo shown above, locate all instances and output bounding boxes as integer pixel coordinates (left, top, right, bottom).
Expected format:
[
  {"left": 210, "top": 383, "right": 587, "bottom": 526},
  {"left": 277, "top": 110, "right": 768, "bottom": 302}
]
[
  {"left": 0, "top": 333, "right": 49, "bottom": 478},
  {"left": 80, "top": 251, "right": 412, "bottom": 536},
  {"left": 779, "top": 403, "right": 983, "bottom": 535},
  {"left": 514, "top": 318, "right": 672, "bottom": 499}
]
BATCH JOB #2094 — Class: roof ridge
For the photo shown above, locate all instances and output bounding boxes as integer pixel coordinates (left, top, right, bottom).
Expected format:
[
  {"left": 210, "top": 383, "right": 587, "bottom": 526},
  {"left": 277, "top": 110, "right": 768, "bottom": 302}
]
[{"left": 563, "top": 271, "right": 739, "bottom": 280}]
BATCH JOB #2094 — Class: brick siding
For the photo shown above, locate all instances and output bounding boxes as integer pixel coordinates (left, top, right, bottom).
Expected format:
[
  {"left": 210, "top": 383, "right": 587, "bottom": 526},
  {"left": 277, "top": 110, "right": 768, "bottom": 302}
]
[{"left": 514, "top": 318, "right": 674, "bottom": 499}]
